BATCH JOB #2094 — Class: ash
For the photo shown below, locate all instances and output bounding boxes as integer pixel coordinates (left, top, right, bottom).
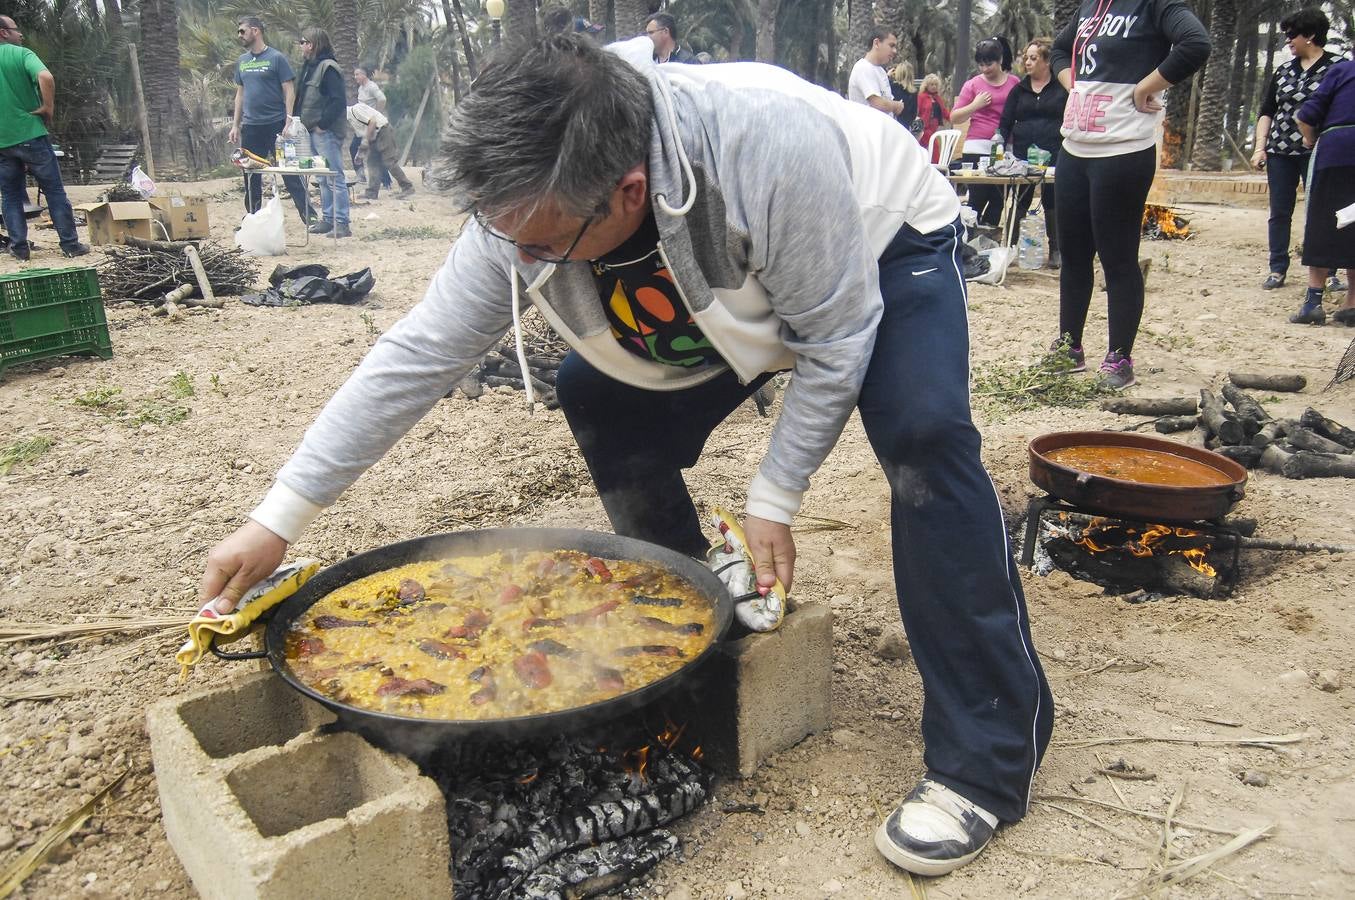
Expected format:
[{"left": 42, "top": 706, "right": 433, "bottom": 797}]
[{"left": 428, "top": 732, "right": 710, "bottom": 899}]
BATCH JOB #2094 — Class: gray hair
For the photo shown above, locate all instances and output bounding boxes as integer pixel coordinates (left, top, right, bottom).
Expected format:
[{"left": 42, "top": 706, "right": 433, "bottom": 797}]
[{"left": 440, "top": 34, "right": 653, "bottom": 220}]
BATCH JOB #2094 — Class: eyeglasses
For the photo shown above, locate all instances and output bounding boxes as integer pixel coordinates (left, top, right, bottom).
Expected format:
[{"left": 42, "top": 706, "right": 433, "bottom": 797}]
[
  {"left": 299, "top": 39, "right": 312, "bottom": 45},
  {"left": 473, "top": 209, "right": 594, "bottom": 264}
]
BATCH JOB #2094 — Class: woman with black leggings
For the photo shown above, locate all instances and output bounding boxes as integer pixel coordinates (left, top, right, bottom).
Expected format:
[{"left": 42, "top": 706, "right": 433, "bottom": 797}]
[{"left": 1050, "top": 0, "right": 1209, "bottom": 388}]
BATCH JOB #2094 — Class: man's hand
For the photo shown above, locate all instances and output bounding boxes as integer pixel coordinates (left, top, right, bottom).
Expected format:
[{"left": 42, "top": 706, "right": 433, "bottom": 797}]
[
  {"left": 31, "top": 103, "right": 53, "bottom": 127},
  {"left": 1132, "top": 80, "right": 1164, "bottom": 114},
  {"left": 197, "top": 521, "right": 289, "bottom": 615},
  {"left": 742, "top": 514, "right": 795, "bottom": 594},
  {"left": 228, "top": 124, "right": 240, "bottom": 145}
]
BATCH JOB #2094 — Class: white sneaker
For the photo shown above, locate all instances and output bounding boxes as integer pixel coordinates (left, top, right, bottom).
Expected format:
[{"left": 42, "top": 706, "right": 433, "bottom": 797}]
[{"left": 874, "top": 779, "right": 998, "bottom": 876}]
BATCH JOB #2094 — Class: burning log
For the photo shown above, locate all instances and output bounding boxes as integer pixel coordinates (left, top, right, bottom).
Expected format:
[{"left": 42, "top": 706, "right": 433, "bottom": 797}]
[
  {"left": 1101, "top": 397, "right": 1199, "bottom": 417},
  {"left": 1198, "top": 390, "right": 1245, "bottom": 446},
  {"left": 1219, "top": 383, "right": 1270, "bottom": 436},
  {"left": 1040, "top": 517, "right": 1228, "bottom": 598},
  {"left": 1300, "top": 408, "right": 1355, "bottom": 449},
  {"left": 1228, "top": 372, "right": 1307, "bottom": 392},
  {"left": 1286, "top": 426, "right": 1352, "bottom": 456},
  {"left": 1154, "top": 415, "right": 1200, "bottom": 434}
]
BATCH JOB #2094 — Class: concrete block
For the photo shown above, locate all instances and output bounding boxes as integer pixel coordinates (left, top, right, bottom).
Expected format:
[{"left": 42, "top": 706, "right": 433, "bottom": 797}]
[
  {"left": 679, "top": 602, "right": 833, "bottom": 778},
  {"left": 147, "top": 671, "right": 452, "bottom": 900}
]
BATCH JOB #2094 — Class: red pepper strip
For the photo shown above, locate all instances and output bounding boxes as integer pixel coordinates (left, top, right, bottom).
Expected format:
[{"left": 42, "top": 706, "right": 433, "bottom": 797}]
[
  {"left": 498, "top": 584, "right": 524, "bottom": 605},
  {"left": 513, "top": 650, "right": 553, "bottom": 688},
  {"left": 522, "top": 617, "right": 565, "bottom": 632},
  {"left": 593, "top": 666, "right": 625, "bottom": 691},
  {"left": 445, "top": 624, "right": 485, "bottom": 640},
  {"left": 563, "top": 599, "right": 620, "bottom": 625},
  {"left": 294, "top": 637, "right": 327, "bottom": 657},
  {"left": 639, "top": 616, "right": 704, "bottom": 635},
  {"left": 583, "top": 557, "right": 613, "bottom": 582}
]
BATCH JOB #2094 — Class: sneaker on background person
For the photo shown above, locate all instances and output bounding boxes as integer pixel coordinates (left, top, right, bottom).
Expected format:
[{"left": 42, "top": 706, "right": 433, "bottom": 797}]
[
  {"left": 61, "top": 242, "right": 90, "bottom": 257},
  {"left": 1261, "top": 272, "right": 1286, "bottom": 290},
  {"left": 875, "top": 779, "right": 998, "bottom": 876},
  {"left": 1329, "top": 273, "right": 1348, "bottom": 293},
  {"left": 1047, "top": 335, "right": 1085, "bottom": 373},
  {"left": 1097, "top": 351, "right": 1135, "bottom": 389}
]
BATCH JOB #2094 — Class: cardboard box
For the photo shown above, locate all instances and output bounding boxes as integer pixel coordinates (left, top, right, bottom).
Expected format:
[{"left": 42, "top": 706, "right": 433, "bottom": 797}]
[
  {"left": 74, "top": 201, "right": 155, "bottom": 245},
  {"left": 150, "top": 195, "right": 210, "bottom": 240}
]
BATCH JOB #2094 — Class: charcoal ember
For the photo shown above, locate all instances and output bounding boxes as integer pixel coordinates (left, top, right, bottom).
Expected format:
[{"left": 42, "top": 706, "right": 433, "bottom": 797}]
[{"left": 519, "top": 830, "right": 680, "bottom": 899}]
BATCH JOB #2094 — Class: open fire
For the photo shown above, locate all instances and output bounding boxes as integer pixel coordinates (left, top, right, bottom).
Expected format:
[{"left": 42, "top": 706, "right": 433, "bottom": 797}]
[
  {"left": 1071, "top": 519, "right": 1218, "bottom": 578},
  {"left": 427, "top": 715, "right": 709, "bottom": 900}
]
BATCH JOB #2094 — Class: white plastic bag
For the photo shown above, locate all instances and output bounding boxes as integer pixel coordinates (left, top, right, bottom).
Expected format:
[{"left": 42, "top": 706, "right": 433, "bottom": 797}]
[
  {"left": 970, "top": 246, "right": 1017, "bottom": 285},
  {"left": 234, "top": 195, "right": 287, "bottom": 256},
  {"left": 130, "top": 165, "right": 156, "bottom": 198}
]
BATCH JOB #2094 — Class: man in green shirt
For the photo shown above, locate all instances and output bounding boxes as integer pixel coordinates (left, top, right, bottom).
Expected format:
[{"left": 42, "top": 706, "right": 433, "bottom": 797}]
[{"left": 0, "top": 14, "right": 89, "bottom": 261}]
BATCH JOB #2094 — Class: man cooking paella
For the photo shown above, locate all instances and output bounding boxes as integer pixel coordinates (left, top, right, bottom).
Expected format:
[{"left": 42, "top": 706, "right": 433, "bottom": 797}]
[{"left": 197, "top": 33, "right": 1054, "bottom": 877}]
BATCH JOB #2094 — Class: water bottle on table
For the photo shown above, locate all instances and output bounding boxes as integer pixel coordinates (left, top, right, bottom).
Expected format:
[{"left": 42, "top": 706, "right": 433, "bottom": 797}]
[
  {"left": 1018, "top": 210, "right": 1045, "bottom": 270},
  {"left": 283, "top": 138, "right": 297, "bottom": 166}
]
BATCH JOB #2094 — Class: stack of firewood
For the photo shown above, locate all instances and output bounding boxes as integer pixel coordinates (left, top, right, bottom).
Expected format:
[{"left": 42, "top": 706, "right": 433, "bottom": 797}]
[{"left": 1102, "top": 372, "right": 1355, "bottom": 478}]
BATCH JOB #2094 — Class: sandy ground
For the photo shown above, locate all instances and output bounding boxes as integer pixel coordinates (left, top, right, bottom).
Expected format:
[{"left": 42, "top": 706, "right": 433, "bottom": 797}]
[{"left": 1, "top": 173, "right": 1353, "bottom": 899}]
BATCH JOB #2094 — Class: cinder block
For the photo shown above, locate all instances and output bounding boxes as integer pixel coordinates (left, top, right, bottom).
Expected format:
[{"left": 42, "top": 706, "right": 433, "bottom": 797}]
[
  {"left": 679, "top": 602, "right": 833, "bottom": 778},
  {"left": 147, "top": 671, "right": 452, "bottom": 900}
]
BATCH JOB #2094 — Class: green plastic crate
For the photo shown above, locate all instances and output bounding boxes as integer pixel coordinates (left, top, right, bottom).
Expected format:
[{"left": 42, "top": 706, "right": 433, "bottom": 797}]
[{"left": 0, "top": 267, "right": 111, "bottom": 382}]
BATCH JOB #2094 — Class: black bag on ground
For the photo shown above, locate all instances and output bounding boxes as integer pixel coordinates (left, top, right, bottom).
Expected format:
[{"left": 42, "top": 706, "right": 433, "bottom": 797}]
[{"left": 242, "top": 264, "right": 375, "bottom": 306}]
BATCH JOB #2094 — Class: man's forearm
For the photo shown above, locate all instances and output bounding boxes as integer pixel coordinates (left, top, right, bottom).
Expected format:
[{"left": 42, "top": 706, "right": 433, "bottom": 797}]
[
  {"left": 283, "top": 82, "right": 295, "bottom": 118},
  {"left": 36, "top": 71, "right": 55, "bottom": 115},
  {"left": 233, "top": 87, "right": 243, "bottom": 127},
  {"left": 867, "top": 95, "right": 902, "bottom": 115}
]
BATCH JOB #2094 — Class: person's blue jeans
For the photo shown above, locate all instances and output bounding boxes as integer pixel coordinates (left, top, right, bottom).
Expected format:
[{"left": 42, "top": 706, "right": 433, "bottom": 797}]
[
  {"left": 1266, "top": 152, "right": 1309, "bottom": 276},
  {"left": 309, "top": 127, "right": 349, "bottom": 227},
  {"left": 0, "top": 135, "right": 82, "bottom": 251},
  {"left": 555, "top": 218, "right": 1054, "bottom": 822}
]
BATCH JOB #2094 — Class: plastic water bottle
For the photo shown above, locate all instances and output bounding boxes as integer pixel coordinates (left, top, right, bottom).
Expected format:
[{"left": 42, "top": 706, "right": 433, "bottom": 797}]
[
  {"left": 992, "top": 138, "right": 1005, "bottom": 162},
  {"left": 274, "top": 134, "right": 284, "bottom": 164},
  {"left": 1018, "top": 210, "right": 1046, "bottom": 269},
  {"left": 283, "top": 137, "right": 298, "bottom": 166}
]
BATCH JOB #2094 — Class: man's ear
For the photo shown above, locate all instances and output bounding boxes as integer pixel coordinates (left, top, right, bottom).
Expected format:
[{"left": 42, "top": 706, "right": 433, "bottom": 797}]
[{"left": 616, "top": 163, "right": 649, "bottom": 215}]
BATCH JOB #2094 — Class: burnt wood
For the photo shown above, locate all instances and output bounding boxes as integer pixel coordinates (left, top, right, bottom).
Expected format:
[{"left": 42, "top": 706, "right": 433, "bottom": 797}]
[
  {"left": 1214, "top": 445, "right": 1263, "bottom": 468},
  {"left": 1250, "top": 419, "right": 1288, "bottom": 448},
  {"left": 1300, "top": 408, "right": 1355, "bottom": 449},
  {"left": 1100, "top": 397, "right": 1199, "bottom": 416},
  {"left": 1199, "top": 389, "right": 1245, "bottom": 445},
  {"left": 1281, "top": 449, "right": 1355, "bottom": 479},
  {"left": 1286, "top": 426, "right": 1352, "bottom": 456},
  {"left": 1219, "top": 383, "right": 1270, "bottom": 436},
  {"left": 1227, "top": 372, "right": 1307, "bottom": 392}
]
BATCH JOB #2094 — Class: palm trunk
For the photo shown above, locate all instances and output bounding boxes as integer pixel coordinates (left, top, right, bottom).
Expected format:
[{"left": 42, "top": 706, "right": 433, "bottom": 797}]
[
  {"left": 845, "top": 0, "right": 873, "bottom": 90},
  {"left": 1224, "top": 12, "right": 1248, "bottom": 142},
  {"left": 952, "top": 0, "right": 973, "bottom": 103},
  {"left": 448, "top": 0, "right": 477, "bottom": 78},
  {"left": 333, "top": 0, "right": 360, "bottom": 102},
  {"left": 1237, "top": 22, "right": 1259, "bottom": 150},
  {"left": 505, "top": 0, "right": 539, "bottom": 46},
  {"left": 754, "top": 0, "right": 780, "bottom": 63},
  {"left": 104, "top": 0, "right": 123, "bottom": 34},
  {"left": 139, "top": 0, "right": 186, "bottom": 171},
  {"left": 588, "top": 0, "right": 610, "bottom": 40},
  {"left": 1189, "top": 0, "right": 1235, "bottom": 170},
  {"left": 613, "top": 0, "right": 648, "bottom": 40}
]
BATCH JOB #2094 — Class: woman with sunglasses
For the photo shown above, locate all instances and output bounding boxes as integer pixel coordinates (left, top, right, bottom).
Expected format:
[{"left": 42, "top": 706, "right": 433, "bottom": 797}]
[
  {"left": 1050, "top": 0, "right": 1209, "bottom": 389},
  {"left": 1252, "top": 8, "right": 1340, "bottom": 304},
  {"left": 295, "top": 28, "right": 351, "bottom": 237}
]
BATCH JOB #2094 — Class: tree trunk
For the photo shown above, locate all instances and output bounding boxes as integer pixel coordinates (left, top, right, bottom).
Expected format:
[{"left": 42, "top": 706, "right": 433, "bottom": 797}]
[
  {"left": 613, "top": 0, "right": 648, "bottom": 40},
  {"left": 845, "top": 0, "right": 873, "bottom": 90},
  {"left": 333, "top": 0, "right": 360, "bottom": 102},
  {"left": 138, "top": 0, "right": 186, "bottom": 171},
  {"left": 1190, "top": 0, "right": 1235, "bottom": 170},
  {"left": 1224, "top": 12, "right": 1248, "bottom": 142},
  {"left": 1260, "top": 16, "right": 1278, "bottom": 105},
  {"left": 84, "top": 0, "right": 100, "bottom": 24},
  {"left": 1238, "top": 22, "right": 1259, "bottom": 149},
  {"left": 447, "top": 0, "right": 477, "bottom": 78},
  {"left": 754, "top": 0, "right": 780, "bottom": 63},
  {"left": 729, "top": 16, "right": 746, "bottom": 60},
  {"left": 588, "top": 0, "right": 610, "bottom": 40},
  {"left": 104, "top": 0, "right": 123, "bottom": 34},
  {"left": 952, "top": 0, "right": 973, "bottom": 103}
]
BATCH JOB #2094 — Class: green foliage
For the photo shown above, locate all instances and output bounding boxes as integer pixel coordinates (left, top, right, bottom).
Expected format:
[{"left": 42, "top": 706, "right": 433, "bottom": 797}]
[
  {"left": 386, "top": 42, "right": 441, "bottom": 165},
  {"left": 971, "top": 343, "right": 1116, "bottom": 416},
  {"left": 74, "top": 385, "right": 126, "bottom": 412},
  {"left": 169, "top": 372, "right": 196, "bottom": 398},
  {"left": 132, "top": 400, "right": 191, "bottom": 426},
  {"left": 367, "top": 225, "right": 449, "bottom": 240},
  {"left": 0, "top": 435, "right": 55, "bottom": 476}
]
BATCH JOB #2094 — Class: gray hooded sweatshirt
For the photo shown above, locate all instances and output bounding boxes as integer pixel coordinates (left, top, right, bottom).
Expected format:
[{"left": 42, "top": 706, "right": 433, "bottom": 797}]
[{"left": 252, "top": 38, "right": 959, "bottom": 543}]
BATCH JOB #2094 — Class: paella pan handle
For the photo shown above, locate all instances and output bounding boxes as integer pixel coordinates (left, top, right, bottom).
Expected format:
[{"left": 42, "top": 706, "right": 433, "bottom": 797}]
[
  {"left": 1228, "top": 487, "right": 1245, "bottom": 503},
  {"left": 208, "top": 632, "right": 268, "bottom": 661}
]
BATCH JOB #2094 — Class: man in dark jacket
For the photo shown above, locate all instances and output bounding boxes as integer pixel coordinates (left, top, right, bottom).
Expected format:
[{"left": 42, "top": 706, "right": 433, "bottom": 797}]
[
  {"left": 644, "top": 13, "right": 698, "bottom": 64},
  {"left": 295, "top": 28, "right": 350, "bottom": 237}
]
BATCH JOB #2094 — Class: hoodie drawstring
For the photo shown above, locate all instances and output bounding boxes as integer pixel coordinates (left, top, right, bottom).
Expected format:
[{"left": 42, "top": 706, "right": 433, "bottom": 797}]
[
  {"left": 652, "top": 75, "right": 697, "bottom": 217},
  {"left": 509, "top": 269, "right": 536, "bottom": 410}
]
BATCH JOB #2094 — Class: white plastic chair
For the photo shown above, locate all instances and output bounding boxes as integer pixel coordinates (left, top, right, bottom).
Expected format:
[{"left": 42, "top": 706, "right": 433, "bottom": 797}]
[{"left": 927, "top": 129, "right": 962, "bottom": 168}]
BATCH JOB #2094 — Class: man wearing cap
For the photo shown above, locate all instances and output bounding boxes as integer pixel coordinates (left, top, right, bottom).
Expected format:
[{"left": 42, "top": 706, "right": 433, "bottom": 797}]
[
  {"left": 0, "top": 13, "right": 89, "bottom": 260},
  {"left": 229, "top": 15, "right": 312, "bottom": 223},
  {"left": 644, "top": 13, "right": 699, "bottom": 64},
  {"left": 347, "top": 102, "right": 415, "bottom": 200}
]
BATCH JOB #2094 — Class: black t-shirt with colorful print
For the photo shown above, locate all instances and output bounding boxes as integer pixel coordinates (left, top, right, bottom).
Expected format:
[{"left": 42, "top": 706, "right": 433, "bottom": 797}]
[{"left": 589, "top": 212, "right": 722, "bottom": 368}]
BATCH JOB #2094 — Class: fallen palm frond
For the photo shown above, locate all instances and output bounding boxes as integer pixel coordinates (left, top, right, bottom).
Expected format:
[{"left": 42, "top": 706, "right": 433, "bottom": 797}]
[
  {"left": 1034, "top": 800, "right": 1160, "bottom": 851},
  {"left": 1115, "top": 824, "right": 1274, "bottom": 898},
  {"left": 1054, "top": 731, "right": 1310, "bottom": 751},
  {"left": 1050, "top": 657, "right": 1149, "bottom": 680},
  {"left": 0, "top": 685, "right": 83, "bottom": 705},
  {"left": 1159, "top": 781, "right": 1187, "bottom": 873},
  {"left": 907, "top": 871, "right": 927, "bottom": 899},
  {"left": 793, "top": 514, "right": 856, "bottom": 533},
  {"left": 0, "top": 615, "right": 193, "bottom": 645},
  {"left": 0, "top": 769, "right": 129, "bottom": 898}
]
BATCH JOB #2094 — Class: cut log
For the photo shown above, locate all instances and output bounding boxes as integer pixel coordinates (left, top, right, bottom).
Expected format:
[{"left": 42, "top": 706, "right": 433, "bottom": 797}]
[
  {"left": 1258, "top": 443, "right": 1293, "bottom": 475},
  {"left": 1281, "top": 449, "right": 1355, "bottom": 479},
  {"left": 1286, "top": 426, "right": 1352, "bottom": 455},
  {"left": 1154, "top": 415, "right": 1200, "bottom": 434},
  {"left": 1184, "top": 425, "right": 1210, "bottom": 448},
  {"left": 182, "top": 245, "right": 220, "bottom": 308},
  {"left": 1250, "top": 419, "right": 1289, "bottom": 448},
  {"left": 1227, "top": 372, "right": 1307, "bottom": 392},
  {"left": 1300, "top": 408, "right": 1355, "bottom": 449},
  {"left": 1219, "top": 383, "right": 1270, "bottom": 436},
  {"left": 1214, "top": 445, "right": 1263, "bottom": 468},
  {"left": 1101, "top": 397, "right": 1199, "bottom": 416},
  {"left": 1199, "top": 389, "right": 1245, "bottom": 445}
]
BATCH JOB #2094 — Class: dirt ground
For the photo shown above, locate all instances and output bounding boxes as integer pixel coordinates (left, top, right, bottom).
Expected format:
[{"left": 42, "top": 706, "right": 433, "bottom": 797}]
[{"left": 1, "top": 173, "right": 1353, "bottom": 900}]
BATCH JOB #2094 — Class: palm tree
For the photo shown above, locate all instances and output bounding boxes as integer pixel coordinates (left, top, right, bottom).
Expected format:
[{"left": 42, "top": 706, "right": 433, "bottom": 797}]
[
  {"left": 952, "top": 0, "right": 972, "bottom": 98},
  {"left": 139, "top": 0, "right": 188, "bottom": 171},
  {"left": 753, "top": 0, "right": 779, "bottom": 61},
  {"left": 505, "top": 0, "right": 538, "bottom": 45},
  {"left": 1191, "top": 0, "right": 1235, "bottom": 169},
  {"left": 333, "top": 0, "right": 360, "bottom": 100},
  {"left": 589, "top": 0, "right": 610, "bottom": 39},
  {"left": 990, "top": 0, "right": 1051, "bottom": 60},
  {"left": 1054, "top": 0, "right": 1079, "bottom": 37},
  {"left": 614, "top": 0, "right": 650, "bottom": 39}
]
